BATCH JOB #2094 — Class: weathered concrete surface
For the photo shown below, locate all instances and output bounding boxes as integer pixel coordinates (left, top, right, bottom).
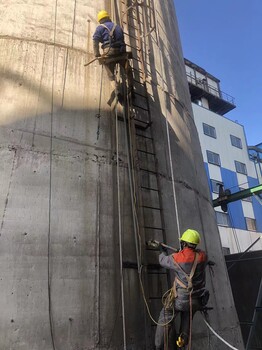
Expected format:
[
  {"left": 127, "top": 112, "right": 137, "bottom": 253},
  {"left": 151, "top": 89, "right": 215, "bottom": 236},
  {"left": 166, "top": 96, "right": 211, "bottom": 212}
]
[{"left": 0, "top": 0, "right": 244, "bottom": 349}]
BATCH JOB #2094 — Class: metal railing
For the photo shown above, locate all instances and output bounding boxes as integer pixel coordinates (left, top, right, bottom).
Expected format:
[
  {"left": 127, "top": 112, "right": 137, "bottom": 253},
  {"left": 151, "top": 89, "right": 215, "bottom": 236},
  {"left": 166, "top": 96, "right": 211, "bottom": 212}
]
[{"left": 186, "top": 72, "right": 235, "bottom": 105}]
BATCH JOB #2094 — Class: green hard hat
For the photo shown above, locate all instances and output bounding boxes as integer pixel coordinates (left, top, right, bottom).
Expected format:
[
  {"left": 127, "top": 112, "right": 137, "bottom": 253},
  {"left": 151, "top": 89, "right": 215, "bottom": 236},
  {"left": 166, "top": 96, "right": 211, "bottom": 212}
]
[{"left": 180, "top": 229, "right": 200, "bottom": 245}]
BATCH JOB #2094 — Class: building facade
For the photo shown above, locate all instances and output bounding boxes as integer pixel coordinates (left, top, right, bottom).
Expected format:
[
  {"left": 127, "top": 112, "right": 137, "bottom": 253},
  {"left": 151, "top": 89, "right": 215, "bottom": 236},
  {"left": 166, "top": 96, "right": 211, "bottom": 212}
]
[{"left": 185, "top": 59, "right": 262, "bottom": 254}]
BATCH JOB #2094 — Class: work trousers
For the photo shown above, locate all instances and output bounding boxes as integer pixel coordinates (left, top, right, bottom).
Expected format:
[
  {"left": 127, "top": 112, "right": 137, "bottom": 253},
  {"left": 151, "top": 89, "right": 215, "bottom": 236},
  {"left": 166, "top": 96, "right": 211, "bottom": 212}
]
[
  {"left": 155, "top": 298, "right": 202, "bottom": 350},
  {"left": 102, "top": 48, "right": 133, "bottom": 88}
]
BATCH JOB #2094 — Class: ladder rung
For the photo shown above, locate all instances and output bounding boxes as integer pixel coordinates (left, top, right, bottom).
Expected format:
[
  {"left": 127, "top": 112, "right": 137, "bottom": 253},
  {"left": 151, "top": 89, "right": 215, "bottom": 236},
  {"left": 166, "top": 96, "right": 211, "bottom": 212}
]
[
  {"left": 134, "top": 119, "right": 152, "bottom": 130},
  {"left": 135, "top": 124, "right": 150, "bottom": 131},
  {"left": 141, "top": 186, "right": 159, "bottom": 192},
  {"left": 133, "top": 104, "right": 149, "bottom": 112},
  {"left": 140, "top": 168, "right": 157, "bottom": 175},
  {"left": 126, "top": 43, "right": 141, "bottom": 52},
  {"left": 137, "top": 149, "right": 155, "bottom": 156},
  {"left": 149, "top": 296, "right": 164, "bottom": 300},
  {"left": 132, "top": 78, "right": 146, "bottom": 86},
  {"left": 136, "top": 134, "right": 153, "bottom": 140},
  {"left": 129, "top": 56, "right": 141, "bottom": 63},
  {"left": 122, "top": 261, "right": 166, "bottom": 270},
  {"left": 133, "top": 118, "right": 150, "bottom": 125},
  {"left": 122, "top": 22, "right": 138, "bottom": 30},
  {"left": 147, "top": 271, "right": 168, "bottom": 275},
  {"left": 133, "top": 91, "right": 147, "bottom": 99},
  {"left": 144, "top": 226, "right": 165, "bottom": 231},
  {"left": 142, "top": 205, "right": 161, "bottom": 210},
  {"left": 123, "top": 261, "right": 138, "bottom": 269},
  {"left": 132, "top": 67, "right": 144, "bottom": 74},
  {"left": 123, "top": 32, "right": 138, "bottom": 41}
]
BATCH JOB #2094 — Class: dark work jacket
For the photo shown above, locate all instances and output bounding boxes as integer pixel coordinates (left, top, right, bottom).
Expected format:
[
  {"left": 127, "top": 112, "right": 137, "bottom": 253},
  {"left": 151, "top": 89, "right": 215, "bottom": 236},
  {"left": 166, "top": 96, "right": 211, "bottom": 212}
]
[
  {"left": 93, "top": 20, "right": 126, "bottom": 52},
  {"left": 159, "top": 247, "right": 207, "bottom": 298}
]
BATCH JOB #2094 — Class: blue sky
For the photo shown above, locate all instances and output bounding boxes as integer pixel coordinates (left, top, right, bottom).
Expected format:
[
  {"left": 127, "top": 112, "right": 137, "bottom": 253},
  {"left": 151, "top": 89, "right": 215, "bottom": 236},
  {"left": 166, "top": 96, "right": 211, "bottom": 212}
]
[{"left": 174, "top": 0, "right": 261, "bottom": 146}]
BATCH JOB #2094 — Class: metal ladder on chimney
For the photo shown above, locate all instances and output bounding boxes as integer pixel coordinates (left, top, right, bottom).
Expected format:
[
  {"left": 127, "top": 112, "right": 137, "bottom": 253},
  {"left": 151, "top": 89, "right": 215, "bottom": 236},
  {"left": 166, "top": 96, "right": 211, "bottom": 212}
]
[{"left": 118, "top": 0, "right": 171, "bottom": 346}]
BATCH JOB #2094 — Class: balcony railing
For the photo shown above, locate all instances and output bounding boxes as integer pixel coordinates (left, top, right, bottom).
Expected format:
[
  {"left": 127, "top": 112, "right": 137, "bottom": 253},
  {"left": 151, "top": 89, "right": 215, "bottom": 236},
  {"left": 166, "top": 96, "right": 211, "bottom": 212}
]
[{"left": 186, "top": 72, "right": 235, "bottom": 105}]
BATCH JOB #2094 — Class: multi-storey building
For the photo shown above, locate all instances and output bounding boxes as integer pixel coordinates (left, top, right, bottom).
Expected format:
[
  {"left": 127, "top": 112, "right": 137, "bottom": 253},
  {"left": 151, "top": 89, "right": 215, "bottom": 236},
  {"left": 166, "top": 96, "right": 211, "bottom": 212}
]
[
  {"left": 185, "top": 58, "right": 262, "bottom": 254},
  {"left": 249, "top": 143, "right": 262, "bottom": 184}
]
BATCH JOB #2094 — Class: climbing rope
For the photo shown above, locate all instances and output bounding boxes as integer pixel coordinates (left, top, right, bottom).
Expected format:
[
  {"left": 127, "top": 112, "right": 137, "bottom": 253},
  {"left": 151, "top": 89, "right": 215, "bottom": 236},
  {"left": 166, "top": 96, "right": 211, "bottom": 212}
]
[
  {"left": 188, "top": 292, "right": 193, "bottom": 350},
  {"left": 139, "top": 272, "right": 175, "bottom": 327},
  {"left": 119, "top": 65, "right": 177, "bottom": 330},
  {"left": 47, "top": 1, "right": 58, "bottom": 349},
  {"left": 122, "top": 64, "right": 142, "bottom": 268},
  {"left": 96, "top": 64, "right": 104, "bottom": 140},
  {"left": 115, "top": 65, "right": 127, "bottom": 350},
  {"left": 202, "top": 315, "right": 239, "bottom": 350},
  {"left": 154, "top": 10, "right": 181, "bottom": 240}
]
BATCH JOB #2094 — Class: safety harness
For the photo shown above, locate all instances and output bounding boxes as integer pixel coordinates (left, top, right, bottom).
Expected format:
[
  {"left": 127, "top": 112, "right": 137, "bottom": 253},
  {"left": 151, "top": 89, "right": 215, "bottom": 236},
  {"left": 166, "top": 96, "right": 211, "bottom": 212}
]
[
  {"left": 172, "top": 251, "right": 199, "bottom": 350},
  {"left": 172, "top": 252, "right": 199, "bottom": 298},
  {"left": 100, "top": 23, "right": 118, "bottom": 48}
]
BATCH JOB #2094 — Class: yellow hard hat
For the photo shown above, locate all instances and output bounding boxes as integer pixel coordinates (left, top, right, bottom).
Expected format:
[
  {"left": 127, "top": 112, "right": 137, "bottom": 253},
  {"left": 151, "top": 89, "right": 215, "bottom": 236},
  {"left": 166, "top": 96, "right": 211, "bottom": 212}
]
[
  {"left": 180, "top": 229, "right": 200, "bottom": 245},
  {"left": 97, "top": 10, "right": 110, "bottom": 22}
]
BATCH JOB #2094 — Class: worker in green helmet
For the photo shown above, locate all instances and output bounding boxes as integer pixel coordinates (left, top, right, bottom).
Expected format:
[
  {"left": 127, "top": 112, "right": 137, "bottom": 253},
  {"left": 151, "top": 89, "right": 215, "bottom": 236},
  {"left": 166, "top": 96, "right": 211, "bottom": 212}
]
[{"left": 155, "top": 229, "right": 209, "bottom": 350}]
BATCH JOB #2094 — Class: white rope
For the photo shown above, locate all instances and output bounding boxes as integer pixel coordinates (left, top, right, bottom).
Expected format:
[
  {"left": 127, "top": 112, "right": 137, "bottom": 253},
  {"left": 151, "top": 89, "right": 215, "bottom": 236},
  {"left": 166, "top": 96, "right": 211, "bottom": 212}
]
[
  {"left": 47, "top": 1, "right": 58, "bottom": 349},
  {"left": 122, "top": 71, "right": 142, "bottom": 268},
  {"left": 115, "top": 79, "right": 127, "bottom": 350},
  {"left": 164, "top": 112, "right": 181, "bottom": 238},
  {"left": 154, "top": 10, "right": 181, "bottom": 239},
  {"left": 203, "top": 318, "right": 239, "bottom": 350}
]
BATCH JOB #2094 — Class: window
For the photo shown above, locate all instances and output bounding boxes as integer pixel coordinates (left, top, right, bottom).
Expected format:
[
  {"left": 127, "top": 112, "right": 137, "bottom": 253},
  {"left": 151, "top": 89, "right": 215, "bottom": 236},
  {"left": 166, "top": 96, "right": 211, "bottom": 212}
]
[
  {"left": 245, "top": 218, "right": 256, "bottom": 231},
  {"left": 216, "top": 211, "right": 230, "bottom": 226},
  {"left": 203, "top": 123, "right": 216, "bottom": 138},
  {"left": 235, "top": 161, "right": 247, "bottom": 175},
  {"left": 211, "top": 179, "right": 223, "bottom": 193},
  {"left": 207, "top": 150, "right": 221, "bottom": 166},
  {"left": 230, "top": 135, "right": 242, "bottom": 149},
  {"left": 239, "top": 187, "right": 252, "bottom": 202}
]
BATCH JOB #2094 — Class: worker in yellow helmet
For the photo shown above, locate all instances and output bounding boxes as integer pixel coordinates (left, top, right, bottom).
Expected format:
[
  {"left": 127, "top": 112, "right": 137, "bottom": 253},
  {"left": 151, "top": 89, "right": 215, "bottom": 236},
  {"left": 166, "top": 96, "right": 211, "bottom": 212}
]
[
  {"left": 155, "top": 229, "right": 209, "bottom": 349},
  {"left": 93, "top": 10, "right": 126, "bottom": 82}
]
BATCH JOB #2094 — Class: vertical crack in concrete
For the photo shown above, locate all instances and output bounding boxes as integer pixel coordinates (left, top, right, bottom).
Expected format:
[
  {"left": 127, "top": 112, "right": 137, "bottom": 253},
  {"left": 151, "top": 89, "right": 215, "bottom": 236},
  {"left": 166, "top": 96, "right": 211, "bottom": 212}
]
[
  {"left": 32, "top": 45, "right": 47, "bottom": 147},
  {"left": 61, "top": 48, "right": 69, "bottom": 109},
  {"left": 71, "top": 0, "right": 77, "bottom": 48},
  {"left": 87, "top": 20, "right": 91, "bottom": 54},
  {"left": 0, "top": 148, "right": 17, "bottom": 234},
  {"left": 94, "top": 163, "right": 101, "bottom": 346}
]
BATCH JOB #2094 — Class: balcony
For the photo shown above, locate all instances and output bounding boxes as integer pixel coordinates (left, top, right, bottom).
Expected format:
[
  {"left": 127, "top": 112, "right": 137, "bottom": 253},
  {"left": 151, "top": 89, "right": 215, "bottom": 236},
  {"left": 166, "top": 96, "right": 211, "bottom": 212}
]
[{"left": 186, "top": 73, "right": 236, "bottom": 115}]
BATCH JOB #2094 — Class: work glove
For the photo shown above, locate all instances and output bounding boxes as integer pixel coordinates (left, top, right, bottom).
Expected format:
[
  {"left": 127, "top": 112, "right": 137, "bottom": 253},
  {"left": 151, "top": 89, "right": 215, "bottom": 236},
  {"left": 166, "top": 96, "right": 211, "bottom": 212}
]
[{"left": 159, "top": 244, "right": 168, "bottom": 255}]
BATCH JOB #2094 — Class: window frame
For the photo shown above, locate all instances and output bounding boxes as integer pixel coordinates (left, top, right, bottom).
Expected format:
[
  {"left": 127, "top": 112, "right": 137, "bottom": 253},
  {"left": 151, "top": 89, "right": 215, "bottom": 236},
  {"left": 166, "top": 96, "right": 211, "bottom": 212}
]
[
  {"left": 245, "top": 217, "right": 257, "bottom": 231},
  {"left": 203, "top": 123, "right": 217, "bottom": 139},
  {"left": 216, "top": 211, "right": 230, "bottom": 227},
  {"left": 235, "top": 160, "right": 247, "bottom": 175},
  {"left": 207, "top": 150, "right": 221, "bottom": 166},
  {"left": 230, "top": 135, "right": 242, "bottom": 149},
  {"left": 211, "top": 179, "right": 223, "bottom": 194},
  {"left": 239, "top": 187, "right": 252, "bottom": 202}
]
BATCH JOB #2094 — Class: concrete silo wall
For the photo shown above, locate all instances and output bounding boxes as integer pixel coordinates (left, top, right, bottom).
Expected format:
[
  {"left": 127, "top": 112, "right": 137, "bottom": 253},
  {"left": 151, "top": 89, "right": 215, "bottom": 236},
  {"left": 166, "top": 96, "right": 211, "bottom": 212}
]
[{"left": 0, "top": 0, "right": 244, "bottom": 349}]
